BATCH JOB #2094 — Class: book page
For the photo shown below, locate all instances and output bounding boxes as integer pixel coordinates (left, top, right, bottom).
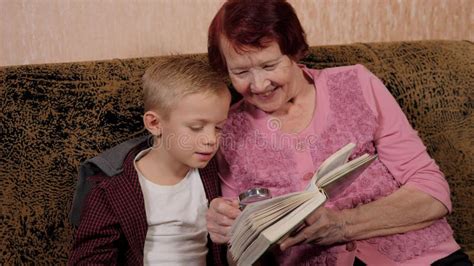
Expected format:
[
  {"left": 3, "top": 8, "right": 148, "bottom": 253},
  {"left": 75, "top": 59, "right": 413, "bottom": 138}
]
[
  {"left": 317, "top": 154, "right": 377, "bottom": 188},
  {"left": 261, "top": 191, "right": 326, "bottom": 243},
  {"left": 233, "top": 192, "right": 326, "bottom": 266},
  {"left": 231, "top": 193, "right": 314, "bottom": 255},
  {"left": 230, "top": 191, "right": 320, "bottom": 260},
  {"left": 231, "top": 192, "right": 314, "bottom": 254},
  {"left": 306, "top": 143, "right": 355, "bottom": 191}
]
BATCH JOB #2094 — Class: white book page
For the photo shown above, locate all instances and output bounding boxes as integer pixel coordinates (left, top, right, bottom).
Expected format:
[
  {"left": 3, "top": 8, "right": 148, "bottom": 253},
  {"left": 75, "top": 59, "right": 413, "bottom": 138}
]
[
  {"left": 261, "top": 191, "right": 326, "bottom": 243},
  {"left": 233, "top": 192, "right": 326, "bottom": 265},
  {"left": 231, "top": 194, "right": 313, "bottom": 255},
  {"left": 230, "top": 192, "right": 315, "bottom": 256},
  {"left": 232, "top": 191, "right": 302, "bottom": 234},
  {"left": 317, "top": 154, "right": 377, "bottom": 188},
  {"left": 306, "top": 143, "right": 355, "bottom": 191}
]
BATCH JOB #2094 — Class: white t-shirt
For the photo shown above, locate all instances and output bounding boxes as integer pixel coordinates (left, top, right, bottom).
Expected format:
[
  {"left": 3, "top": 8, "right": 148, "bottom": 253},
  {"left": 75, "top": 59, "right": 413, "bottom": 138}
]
[{"left": 134, "top": 148, "right": 208, "bottom": 266}]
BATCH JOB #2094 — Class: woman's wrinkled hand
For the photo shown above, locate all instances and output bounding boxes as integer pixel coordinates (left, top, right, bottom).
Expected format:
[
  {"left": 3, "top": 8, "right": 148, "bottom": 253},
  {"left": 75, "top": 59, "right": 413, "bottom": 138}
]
[
  {"left": 279, "top": 206, "right": 349, "bottom": 251},
  {"left": 207, "top": 197, "right": 241, "bottom": 244}
]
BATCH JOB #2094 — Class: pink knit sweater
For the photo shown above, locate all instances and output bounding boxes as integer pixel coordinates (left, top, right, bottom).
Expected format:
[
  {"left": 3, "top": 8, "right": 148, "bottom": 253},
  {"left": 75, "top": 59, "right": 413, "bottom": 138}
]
[{"left": 217, "top": 64, "right": 459, "bottom": 265}]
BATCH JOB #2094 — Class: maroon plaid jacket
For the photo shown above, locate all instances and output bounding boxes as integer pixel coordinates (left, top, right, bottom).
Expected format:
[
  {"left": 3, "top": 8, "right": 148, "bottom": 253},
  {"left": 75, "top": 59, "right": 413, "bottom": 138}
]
[{"left": 68, "top": 144, "right": 227, "bottom": 265}]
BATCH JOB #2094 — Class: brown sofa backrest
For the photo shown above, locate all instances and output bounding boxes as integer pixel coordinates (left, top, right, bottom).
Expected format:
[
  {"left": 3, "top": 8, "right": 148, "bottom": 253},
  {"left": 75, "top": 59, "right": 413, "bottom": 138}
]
[{"left": 0, "top": 40, "right": 472, "bottom": 264}]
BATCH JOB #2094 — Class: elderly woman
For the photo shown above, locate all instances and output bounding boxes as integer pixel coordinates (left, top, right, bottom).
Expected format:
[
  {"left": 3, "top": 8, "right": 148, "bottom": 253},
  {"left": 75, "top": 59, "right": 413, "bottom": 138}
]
[{"left": 206, "top": 0, "right": 470, "bottom": 265}]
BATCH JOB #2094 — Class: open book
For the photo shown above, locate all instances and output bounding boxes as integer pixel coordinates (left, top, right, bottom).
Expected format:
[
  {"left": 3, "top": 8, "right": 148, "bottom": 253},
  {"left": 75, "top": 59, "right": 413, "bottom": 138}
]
[{"left": 229, "top": 143, "right": 377, "bottom": 266}]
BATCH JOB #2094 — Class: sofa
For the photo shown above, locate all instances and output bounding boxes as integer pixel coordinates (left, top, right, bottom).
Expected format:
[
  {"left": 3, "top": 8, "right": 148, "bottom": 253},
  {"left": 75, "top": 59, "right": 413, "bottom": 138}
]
[{"left": 1, "top": 40, "right": 472, "bottom": 264}]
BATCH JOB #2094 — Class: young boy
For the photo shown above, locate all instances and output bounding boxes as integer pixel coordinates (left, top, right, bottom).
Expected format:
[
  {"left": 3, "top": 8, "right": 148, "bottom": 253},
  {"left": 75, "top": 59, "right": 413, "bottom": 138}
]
[{"left": 69, "top": 57, "right": 231, "bottom": 265}]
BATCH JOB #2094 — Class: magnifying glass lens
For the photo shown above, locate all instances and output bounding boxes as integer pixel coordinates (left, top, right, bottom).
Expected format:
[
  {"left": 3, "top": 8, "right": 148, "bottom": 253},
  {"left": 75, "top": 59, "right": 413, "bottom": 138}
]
[{"left": 239, "top": 188, "right": 271, "bottom": 210}]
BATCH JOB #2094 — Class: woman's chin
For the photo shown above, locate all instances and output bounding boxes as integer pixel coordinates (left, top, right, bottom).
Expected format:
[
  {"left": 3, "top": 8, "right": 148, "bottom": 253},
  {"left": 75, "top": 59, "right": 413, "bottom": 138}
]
[
  {"left": 248, "top": 95, "right": 285, "bottom": 113},
  {"left": 253, "top": 99, "right": 286, "bottom": 113}
]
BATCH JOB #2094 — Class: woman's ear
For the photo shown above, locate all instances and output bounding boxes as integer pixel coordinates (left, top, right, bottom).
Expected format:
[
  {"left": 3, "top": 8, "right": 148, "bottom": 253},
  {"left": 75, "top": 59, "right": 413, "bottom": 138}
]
[{"left": 143, "top": 110, "right": 163, "bottom": 137}]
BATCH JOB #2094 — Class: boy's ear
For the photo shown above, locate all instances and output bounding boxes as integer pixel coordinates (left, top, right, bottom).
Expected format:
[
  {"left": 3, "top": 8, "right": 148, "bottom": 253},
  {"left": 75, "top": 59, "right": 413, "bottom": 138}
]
[{"left": 143, "top": 110, "right": 163, "bottom": 137}]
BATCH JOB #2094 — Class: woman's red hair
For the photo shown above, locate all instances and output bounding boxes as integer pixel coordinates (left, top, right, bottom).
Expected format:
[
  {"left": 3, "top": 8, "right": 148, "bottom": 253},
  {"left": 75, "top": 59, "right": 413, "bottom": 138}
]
[{"left": 208, "top": 0, "right": 309, "bottom": 73}]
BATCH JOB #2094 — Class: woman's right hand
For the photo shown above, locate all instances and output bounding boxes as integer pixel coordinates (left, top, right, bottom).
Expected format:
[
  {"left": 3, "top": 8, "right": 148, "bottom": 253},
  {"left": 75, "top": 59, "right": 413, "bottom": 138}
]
[{"left": 207, "top": 197, "right": 241, "bottom": 244}]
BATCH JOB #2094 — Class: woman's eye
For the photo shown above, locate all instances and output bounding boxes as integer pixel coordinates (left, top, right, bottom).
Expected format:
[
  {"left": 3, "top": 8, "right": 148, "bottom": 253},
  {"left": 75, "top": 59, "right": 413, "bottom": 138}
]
[
  {"left": 264, "top": 64, "right": 276, "bottom": 70},
  {"left": 190, "top": 126, "right": 203, "bottom": 132},
  {"left": 233, "top": 70, "right": 248, "bottom": 76}
]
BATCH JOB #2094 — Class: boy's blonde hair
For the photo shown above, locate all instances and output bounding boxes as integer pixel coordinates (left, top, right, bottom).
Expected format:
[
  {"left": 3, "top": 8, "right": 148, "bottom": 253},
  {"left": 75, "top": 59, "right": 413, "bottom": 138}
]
[{"left": 142, "top": 56, "right": 228, "bottom": 119}]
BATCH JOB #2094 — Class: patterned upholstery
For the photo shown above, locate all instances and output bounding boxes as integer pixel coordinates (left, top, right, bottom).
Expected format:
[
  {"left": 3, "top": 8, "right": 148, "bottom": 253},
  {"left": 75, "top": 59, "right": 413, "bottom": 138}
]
[{"left": 1, "top": 41, "right": 472, "bottom": 264}]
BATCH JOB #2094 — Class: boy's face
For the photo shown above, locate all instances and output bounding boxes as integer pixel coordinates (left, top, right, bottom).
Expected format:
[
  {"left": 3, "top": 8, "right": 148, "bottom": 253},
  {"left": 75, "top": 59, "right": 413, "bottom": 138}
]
[{"left": 160, "top": 89, "right": 230, "bottom": 169}]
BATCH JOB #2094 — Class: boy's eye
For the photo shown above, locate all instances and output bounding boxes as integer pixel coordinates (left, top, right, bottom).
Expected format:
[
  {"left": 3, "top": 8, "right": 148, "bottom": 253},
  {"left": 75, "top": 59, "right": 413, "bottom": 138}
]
[{"left": 215, "top": 126, "right": 223, "bottom": 132}]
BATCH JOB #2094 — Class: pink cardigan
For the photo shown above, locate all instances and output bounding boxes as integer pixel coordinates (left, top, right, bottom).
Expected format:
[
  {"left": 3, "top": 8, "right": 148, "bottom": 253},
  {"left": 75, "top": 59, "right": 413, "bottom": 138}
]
[{"left": 217, "top": 64, "right": 459, "bottom": 265}]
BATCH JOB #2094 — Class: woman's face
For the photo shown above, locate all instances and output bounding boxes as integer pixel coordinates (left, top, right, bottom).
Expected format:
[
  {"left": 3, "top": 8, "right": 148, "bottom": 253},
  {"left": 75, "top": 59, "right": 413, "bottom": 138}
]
[{"left": 220, "top": 39, "right": 303, "bottom": 113}]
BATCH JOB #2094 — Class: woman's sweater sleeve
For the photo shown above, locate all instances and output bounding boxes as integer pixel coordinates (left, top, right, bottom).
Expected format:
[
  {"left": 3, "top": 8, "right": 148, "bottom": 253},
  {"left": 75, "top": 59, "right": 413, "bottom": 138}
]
[{"left": 358, "top": 65, "right": 452, "bottom": 212}]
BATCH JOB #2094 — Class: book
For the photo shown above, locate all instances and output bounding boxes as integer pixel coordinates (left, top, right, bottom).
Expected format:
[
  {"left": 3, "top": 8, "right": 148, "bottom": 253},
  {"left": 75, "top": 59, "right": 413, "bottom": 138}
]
[{"left": 229, "top": 143, "right": 377, "bottom": 266}]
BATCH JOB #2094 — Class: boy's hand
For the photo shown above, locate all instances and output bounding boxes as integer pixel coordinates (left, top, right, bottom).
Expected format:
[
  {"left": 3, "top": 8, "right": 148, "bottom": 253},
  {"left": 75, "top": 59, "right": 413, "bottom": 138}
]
[{"left": 207, "top": 197, "right": 241, "bottom": 243}]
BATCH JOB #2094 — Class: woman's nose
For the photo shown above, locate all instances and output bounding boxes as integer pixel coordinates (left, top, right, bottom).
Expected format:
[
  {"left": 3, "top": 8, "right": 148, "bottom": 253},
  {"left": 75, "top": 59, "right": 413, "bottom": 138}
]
[{"left": 250, "top": 70, "right": 271, "bottom": 93}]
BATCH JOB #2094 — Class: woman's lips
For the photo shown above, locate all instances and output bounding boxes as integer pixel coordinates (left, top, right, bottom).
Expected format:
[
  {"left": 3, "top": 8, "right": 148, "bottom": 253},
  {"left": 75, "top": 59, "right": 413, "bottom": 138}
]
[{"left": 254, "top": 87, "right": 278, "bottom": 101}]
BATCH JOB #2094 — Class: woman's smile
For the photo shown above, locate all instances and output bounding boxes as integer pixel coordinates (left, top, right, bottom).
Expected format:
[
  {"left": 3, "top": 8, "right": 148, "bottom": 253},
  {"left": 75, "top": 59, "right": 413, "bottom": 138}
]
[{"left": 253, "top": 86, "right": 278, "bottom": 100}]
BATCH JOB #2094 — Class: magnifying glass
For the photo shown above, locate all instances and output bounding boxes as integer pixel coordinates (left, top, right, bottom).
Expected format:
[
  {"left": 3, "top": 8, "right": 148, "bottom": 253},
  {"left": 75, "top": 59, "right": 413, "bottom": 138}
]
[{"left": 238, "top": 187, "right": 272, "bottom": 210}]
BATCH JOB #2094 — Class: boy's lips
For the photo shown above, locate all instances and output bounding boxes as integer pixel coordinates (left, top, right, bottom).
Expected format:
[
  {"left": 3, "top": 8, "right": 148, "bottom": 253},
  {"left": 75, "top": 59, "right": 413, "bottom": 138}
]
[
  {"left": 196, "top": 151, "right": 213, "bottom": 155},
  {"left": 195, "top": 151, "right": 214, "bottom": 161}
]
